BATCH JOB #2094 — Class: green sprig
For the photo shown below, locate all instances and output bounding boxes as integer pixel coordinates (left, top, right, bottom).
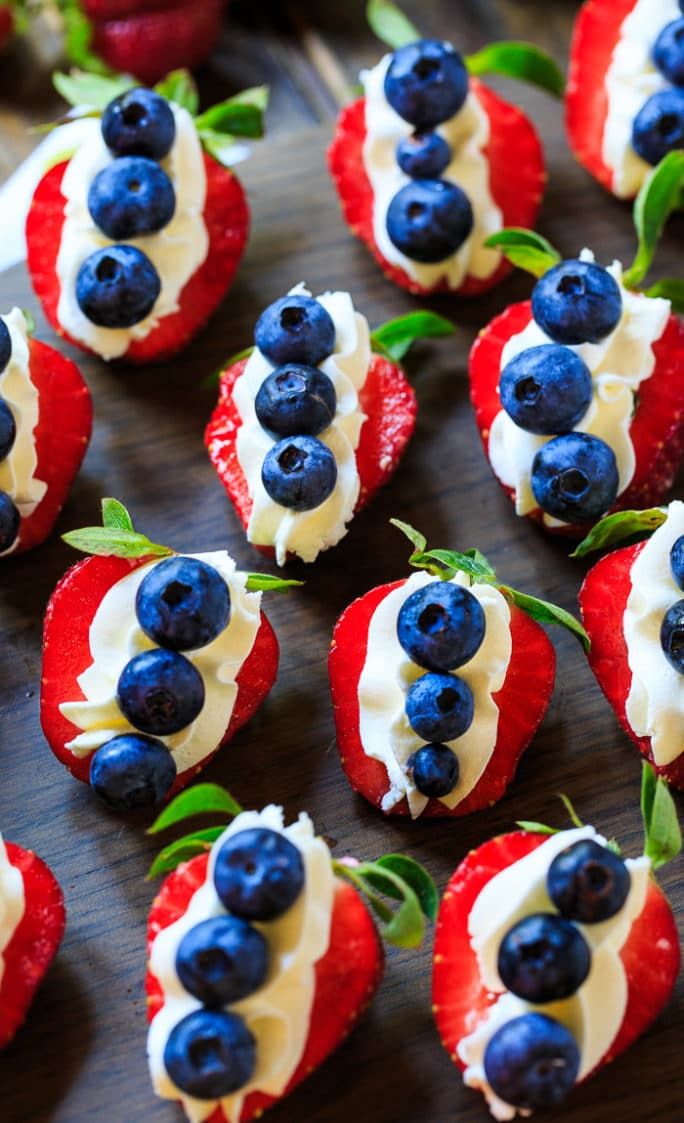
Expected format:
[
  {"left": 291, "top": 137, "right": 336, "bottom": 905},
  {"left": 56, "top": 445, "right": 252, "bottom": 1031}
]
[
  {"left": 623, "top": 152, "right": 684, "bottom": 290},
  {"left": 332, "top": 854, "right": 437, "bottom": 948},
  {"left": 370, "top": 310, "right": 455, "bottom": 362},
  {"left": 62, "top": 498, "right": 172, "bottom": 559},
  {"left": 641, "top": 763, "right": 682, "bottom": 871},
  {"left": 484, "top": 228, "right": 561, "bottom": 278},
  {"left": 572, "top": 508, "right": 668, "bottom": 558}
]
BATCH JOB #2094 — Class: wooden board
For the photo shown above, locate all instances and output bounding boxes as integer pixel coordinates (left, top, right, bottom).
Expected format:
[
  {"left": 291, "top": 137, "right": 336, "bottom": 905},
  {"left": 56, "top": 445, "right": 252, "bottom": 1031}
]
[{"left": 1, "top": 8, "right": 683, "bottom": 1123}]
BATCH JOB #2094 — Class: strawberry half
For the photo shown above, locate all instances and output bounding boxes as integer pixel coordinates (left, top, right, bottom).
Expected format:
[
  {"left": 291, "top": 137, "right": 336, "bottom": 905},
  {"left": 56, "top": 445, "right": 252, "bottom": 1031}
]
[{"left": 0, "top": 841, "right": 66, "bottom": 1050}]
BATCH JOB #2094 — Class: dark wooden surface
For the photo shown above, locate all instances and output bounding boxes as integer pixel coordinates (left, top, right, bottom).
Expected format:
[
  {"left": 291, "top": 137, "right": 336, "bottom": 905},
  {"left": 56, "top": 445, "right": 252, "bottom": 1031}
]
[{"left": 0, "top": 2, "right": 682, "bottom": 1121}]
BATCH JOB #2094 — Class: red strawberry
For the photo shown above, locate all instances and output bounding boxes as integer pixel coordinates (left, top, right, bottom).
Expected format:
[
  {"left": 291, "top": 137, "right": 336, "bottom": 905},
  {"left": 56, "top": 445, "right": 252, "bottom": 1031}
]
[
  {"left": 0, "top": 5, "right": 13, "bottom": 50},
  {"left": 26, "top": 147, "right": 248, "bottom": 366},
  {"left": 40, "top": 552, "right": 279, "bottom": 796},
  {"left": 146, "top": 855, "right": 383, "bottom": 1122},
  {"left": 579, "top": 539, "right": 684, "bottom": 789},
  {"left": 4, "top": 331, "right": 92, "bottom": 557},
  {"left": 433, "top": 827, "right": 680, "bottom": 1108},
  {"left": 329, "top": 575, "right": 556, "bottom": 817},
  {"left": 0, "top": 841, "right": 66, "bottom": 1050},
  {"left": 328, "top": 80, "right": 545, "bottom": 296},
  {"left": 469, "top": 300, "right": 684, "bottom": 536},
  {"left": 566, "top": 0, "right": 645, "bottom": 198}
]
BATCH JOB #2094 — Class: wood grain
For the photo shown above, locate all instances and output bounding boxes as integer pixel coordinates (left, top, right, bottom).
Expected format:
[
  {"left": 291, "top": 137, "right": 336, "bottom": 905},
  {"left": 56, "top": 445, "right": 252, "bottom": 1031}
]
[{"left": 0, "top": 3, "right": 683, "bottom": 1122}]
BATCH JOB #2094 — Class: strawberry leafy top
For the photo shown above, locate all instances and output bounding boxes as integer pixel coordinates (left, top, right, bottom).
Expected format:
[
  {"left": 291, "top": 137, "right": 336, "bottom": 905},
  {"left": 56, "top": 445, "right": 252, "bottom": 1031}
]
[
  {"left": 62, "top": 497, "right": 302, "bottom": 594},
  {"left": 392, "top": 519, "right": 590, "bottom": 651},
  {"left": 366, "top": 0, "right": 564, "bottom": 97},
  {"left": 147, "top": 783, "right": 437, "bottom": 948}
]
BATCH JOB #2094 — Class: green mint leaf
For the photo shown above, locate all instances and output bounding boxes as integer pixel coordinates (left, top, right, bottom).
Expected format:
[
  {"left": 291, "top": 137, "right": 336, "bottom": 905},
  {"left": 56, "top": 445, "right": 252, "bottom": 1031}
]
[
  {"left": 499, "top": 586, "right": 590, "bottom": 652},
  {"left": 53, "top": 69, "right": 135, "bottom": 112},
  {"left": 606, "top": 838, "right": 623, "bottom": 856},
  {"left": 148, "top": 783, "right": 243, "bottom": 836},
  {"left": 644, "top": 277, "right": 684, "bottom": 313},
  {"left": 155, "top": 69, "right": 199, "bottom": 114},
  {"left": 101, "top": 497, "right": 134, "bottom": 533},
  {"left": 558, "top": 792, "right": 584, "bottom": 829},
  {"left": 516, "top": 820, "right": 560, "bottom": 835},
  {"left": 58, "top": 1, "right": 113, "bottom": 75},
  {"left": 62, "top": 527, "right": 173, "bottom": 559},
  {"left": 371, "top": 310, "right": 455, "bottom": 363},
  {"left": 389, "top": 517, "right": 427, "bottom": 554},
  {"left": 374, "top": 854, "right": 439, "bottom": 921},
  {"left": 195, "top": 86, "right": 269, "bottom": 139},
  {"left": 21, "top": 308, "right": 36, "bottom": 335},
  {"left": 337, "top": 860, "right": 426, "bottom": 948},
  {"left": 484, "top": 228, "right": 561, "bottom": 278},
  {"left": 197, "top": 130, "right": 245, "bottom": 167},
  {"left": 641, "top": 762, "right": 682, "bottom": 871},
  {"left": 421, "top": 548, "right": 497, "bottom": 582},
  {"left": 366, "top": 0, "right": 420, "bottom": 49},
  {"left": 201, "top": 347, "right": 254, "bottom": 390},
  {"left": 572, "top": 508, "right": 667, "bottom": 557},
  {"left": 244, "top": 573, "right": 304, "bottom": 594},
  {"left": 147, "top": 827, "right": 226, "bottom": 879},
  {"left": 624, "top": 151, "right": 684, "bottom": 289},
  {"left": 465, "top": 41, "right": 565, "bottom": 97}
]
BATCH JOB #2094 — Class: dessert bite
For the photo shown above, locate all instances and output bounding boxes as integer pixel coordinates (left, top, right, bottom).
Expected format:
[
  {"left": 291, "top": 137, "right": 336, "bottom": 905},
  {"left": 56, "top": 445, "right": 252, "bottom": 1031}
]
[
  {"left": 41, "top": 499, "right": 293, "bottom": 812},
  {"left": 432, "top": 771, "right": 681, "bottom": 1117},
  {"left": 205, "top": 285, "right": 452, "bottom": 564},
  {"left": 329, "top": 521, "right": 587, "bottom": 819},
  {"left": 145, "top": 783, "right": 436, "bottom": 1120}
]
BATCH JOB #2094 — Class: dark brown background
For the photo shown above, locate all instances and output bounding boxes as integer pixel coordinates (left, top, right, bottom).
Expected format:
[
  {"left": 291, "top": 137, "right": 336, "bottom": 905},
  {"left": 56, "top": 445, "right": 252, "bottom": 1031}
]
[{"left": 0, "top": 2, "right": 682, "bottom": 1121}]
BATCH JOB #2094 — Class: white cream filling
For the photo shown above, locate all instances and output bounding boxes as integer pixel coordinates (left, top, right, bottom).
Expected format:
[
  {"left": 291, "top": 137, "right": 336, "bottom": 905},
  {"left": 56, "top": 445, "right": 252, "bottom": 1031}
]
[
  {"left": 0, "top": 832, "right": 25, "bottom": 991},
  {"left": 361, "top": 51, "right": 503, "bottom": 289},
  {"left": 58, "top": 551, "right": 261, "bottom": 774},
  {"left": 147, "top": 805, "right": 335, "bottom": 1123},
  {"left": 624, "top": 500, "right": 684, "bottom": 766},
  {"left": 356, "top": 570, "right": 512, "bottom": 818},
  {"left": 602, "top": 0, "right": 680, "bottom": 199},
  {"left": 55, "top": 106, "right": 209, "bottom": 360},
  {"left": 233, "top": 284, "right": 370, "bottom": 566},
  {"left": 0, "top": 308, "right": 47, "bottom": 556},
  {"left": 458, "top": 827, "right": 650, "bottom": 1121},
  {"left": 488, "top": 250, "right": 670, "bottom": 527}
]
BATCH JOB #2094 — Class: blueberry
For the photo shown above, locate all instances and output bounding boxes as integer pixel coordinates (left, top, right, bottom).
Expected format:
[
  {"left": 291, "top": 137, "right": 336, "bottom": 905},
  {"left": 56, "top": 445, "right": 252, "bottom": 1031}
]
[
  {"left": 660, "top": 599, "right": 684, "bottom": 673},
  {"left": 532, "top": 259, "right": 622, "bottom": 345},
  {"left": 386, "top": 178, "right": 473, "bottom": 263},
  {"left": 407, "top": 742, "right": 459, "bottom": 798},
  {"left": 384, "top": 40, "right": 469, "bottom": 128},
  {"left": 653, "top": 19, "right": 684, "bottom": 87},
  {"left": 396, "top": 131, "right": 451, "bottom": 178},
  {"left": 397, "top": 581, "right": 486, "bottom": 672},
  {"left": 163, "top": 1008, "right": 255, "bottom": 1099},
  {"left": 261, "top": 435, "right": 337, "bottom": 511},
  {"left": 0, "top": 319, "right": 11, "bottom": 371},
  {"left": 498, "top": 913, "right": 591, "bottom": 1004},
  {"left": 76, "top": 245, "right": 161, "bottom": 329},
  {"left": 0, "top": 491, "right": 20, "bottom": 552},
  {"left": 0, "top": 400, "right": 16, "bottom": 461},
  {"left": 213, "top": 827, "right": 305, "bottom": 921},
  {"left": 670, "top": 535, "right": 684, "bottom": 589},
  {"left": 632, "top": 88, "right": 684, "bottom": 166},
  {"left": 484, "top": 1013, "right": 580, "bottom": 1111},
  {"left": 136, "top": 556, "right": 231, "bottom": 652},
  {"left": 255, "top": 364, "right": 337, "bottom": 437},
  {"left": 89, "top": 733, "right": 176, "bottom": 811},
  {"left": 547, "top": 838, "right": 631, "bottom": 923},
  {"left": 176, "top": 916, "right": 268, "bottom": 1007},
  {"left": 530, "top": 432, "right": 619, "bottom": 524},
  {"left": 101, "top": 88, "right": 176, "bottom": 159},
  {"left": 87, "top": 156, "right": 176, "bottom": 241},
  {"left": 499, "top": 345, "right": 593, "bottom": 435},
  {"left": 405, "top": 672, "right": 474, "bottom": 742},
  {"left": 255, "top": 295, "right": 335, "bottom": 367},
  {"left": 116, "top": 649, "right": 205, "bottom": 735}
]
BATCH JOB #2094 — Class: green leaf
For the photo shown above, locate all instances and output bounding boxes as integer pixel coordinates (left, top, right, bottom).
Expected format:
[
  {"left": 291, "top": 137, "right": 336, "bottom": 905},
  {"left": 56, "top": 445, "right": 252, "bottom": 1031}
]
[
  {"left": 53, "top": 69, "right": 135, "bottom": 112},
  {"left": 147, "top": 827, "right": 225, "bottom": 879},
  {"left": 366, "top": 0, "right": 420, "bottom": 49},
  {"left": 572, "top": 508, "right": 667, "bottom": 557},
  {"left": 57, "top": 1, "right": 114, "bottom": 75},
  {"left": 148, "top": 783, "right": 243, "bottom": 835},
  {"left": 201, "top": 347, "right": 254, "bottom": 390},
  {"left": 390, "top": 517, "right": 427, "bottom": 554},
  {"left": 558, "top": 792, "right": 584, "bottom": 829},
  {"left": 62, "top": 527, "right": 173, "bottom": 559},
  {"left": 499, "top": 585, "right": 590, "bottom": 652},
  {"left": 624, "top": 151, "right": 684, "bottom": 288},
  {"left": 418, "top": 548, "right": 497, "bottom": 582},
  {"left": 155, "top": 70, "right": 199, "bottom": 114},
  {"left": 466, "top": 41, "right": 565, "bottom": 97},
  {"left": 197, "top": 130, "right": 244, "bottom": 167},
  {"left": 370, "top": 310, "right": 455, "bottom": 363},
  {"left": 244, "top": 573, "right": 304, "bottom": 594},
  {"left": 374, "top": 854, "right": 439, "bottom": 921},
  {"left": 101, "top": 497, "right": 134, "bottom": 533},
  {"left": 606, "top": 838, "right": 623, "bottom": 856},
  {"left": 484, "top": 228, "right": 561, "bottom": 278},
  {"left": 516, "top": 820, "right": 559, "bottom": 835},
  {"left": 644, "top": 277, "right": 684, "bottom": 313},
  {"left": 335, "top": 860, "right": 427, "bottom": 948},
  {"left": 195, "top": 86, "right": 269, "bottom": 139},
  {"left": 641, "top": 762, "right": 682, "bottom": 871},
  {"left": 21, "top": 309, "right": 36, "bottom": 335}
]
